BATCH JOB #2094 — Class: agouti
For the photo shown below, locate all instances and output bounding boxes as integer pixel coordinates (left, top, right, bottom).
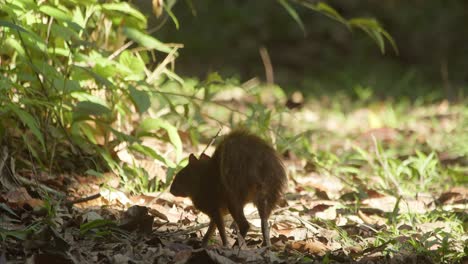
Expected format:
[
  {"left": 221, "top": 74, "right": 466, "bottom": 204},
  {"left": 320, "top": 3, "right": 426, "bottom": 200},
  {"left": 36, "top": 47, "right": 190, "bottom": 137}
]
[{"left": 170, "top": 130, "right": 287, "bottom": 247}]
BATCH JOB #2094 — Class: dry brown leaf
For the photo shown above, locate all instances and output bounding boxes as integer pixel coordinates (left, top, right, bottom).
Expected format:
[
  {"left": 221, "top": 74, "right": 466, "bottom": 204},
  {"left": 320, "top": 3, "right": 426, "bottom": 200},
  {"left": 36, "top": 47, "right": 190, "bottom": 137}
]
[
  {"left": 437, "top": 187, "right": 468, "bottom": 205},
  {"left": 357, "top": 210, "right": 386, "bottom": 226},
  {"left": 288, "top": 239, "right": 328, "bottom": 255},
  {"left": 4, "top": 187, "right": 32, "bottom": 203}
]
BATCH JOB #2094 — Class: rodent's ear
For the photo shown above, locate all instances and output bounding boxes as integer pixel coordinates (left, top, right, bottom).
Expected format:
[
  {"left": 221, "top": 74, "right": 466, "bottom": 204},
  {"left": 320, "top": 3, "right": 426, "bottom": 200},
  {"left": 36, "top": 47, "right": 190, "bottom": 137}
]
[
  {"left": 200, "top": 153, "right": 210, "bottom": 160},
  {"left": 188, "top": 153, "right": 198, "bottom": 164}
]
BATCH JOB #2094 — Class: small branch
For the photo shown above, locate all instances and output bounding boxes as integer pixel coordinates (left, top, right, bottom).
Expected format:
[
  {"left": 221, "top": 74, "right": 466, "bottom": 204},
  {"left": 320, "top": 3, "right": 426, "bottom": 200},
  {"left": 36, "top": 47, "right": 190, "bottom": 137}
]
[
  {"left": 259, "top": 46, "right": 274, "bottom": 85},
  {"left": 147, "top": 47, "right": 180, "bottom": 83},
  {"left": 108, "top": 40, "right": 134, "bottom": 61},
  {"left": 65, "top": 193, "right": 101, "bottom": 206},
  {"left": 200, "top": 127, "right": 223, "bottom": 156}
]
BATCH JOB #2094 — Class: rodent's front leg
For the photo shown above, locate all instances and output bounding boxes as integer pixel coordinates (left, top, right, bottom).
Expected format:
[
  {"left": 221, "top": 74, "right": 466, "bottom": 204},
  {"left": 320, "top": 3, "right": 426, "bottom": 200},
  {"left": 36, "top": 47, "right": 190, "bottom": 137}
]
[
  {"left": 201, "top": 220, "right": 216, "bottom": 247},
  {"left": 257, "top": 199, "right": 272, "bottom": 247},
  {"left": 211, "top": 210, "right": 228, "bottom": 246}
]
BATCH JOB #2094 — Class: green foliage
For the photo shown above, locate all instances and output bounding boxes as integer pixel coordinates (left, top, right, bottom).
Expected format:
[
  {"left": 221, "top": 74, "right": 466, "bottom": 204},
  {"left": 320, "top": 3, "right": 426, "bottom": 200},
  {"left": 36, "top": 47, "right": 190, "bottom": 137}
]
[
  {"left": 0, "top": 0, "right": 182, "bottom": 190},
  {"left": 80, "top": 219, "right": 118, "bottom": 237},
  {"left": 278, "top": 0, "right": 397, "bottom": 54}
]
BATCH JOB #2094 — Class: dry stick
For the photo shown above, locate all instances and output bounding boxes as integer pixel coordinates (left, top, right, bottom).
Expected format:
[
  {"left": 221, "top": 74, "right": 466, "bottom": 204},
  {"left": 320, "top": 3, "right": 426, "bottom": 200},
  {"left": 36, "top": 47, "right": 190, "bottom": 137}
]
[
  {"left": 259, "top": 46, "right": 274, "bottom": 85},
  {"left": 108, "top": 40, "right": 134, "bottom": 61},
  {"left": 65, "top": 193, "right": 101, "bottom": 206},
  {"left": 200, "top": 127, "right": 223, "bottom": 156},
  {"left": 147, "top": 47, "right": 180, "bottom": 83}
]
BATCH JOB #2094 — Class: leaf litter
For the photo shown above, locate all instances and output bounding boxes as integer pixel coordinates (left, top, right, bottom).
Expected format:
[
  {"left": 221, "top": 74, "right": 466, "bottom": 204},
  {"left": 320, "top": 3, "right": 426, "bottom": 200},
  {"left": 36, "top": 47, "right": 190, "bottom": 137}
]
[{"left": 0, "top": 101, "right": 467, "bottom": 263}]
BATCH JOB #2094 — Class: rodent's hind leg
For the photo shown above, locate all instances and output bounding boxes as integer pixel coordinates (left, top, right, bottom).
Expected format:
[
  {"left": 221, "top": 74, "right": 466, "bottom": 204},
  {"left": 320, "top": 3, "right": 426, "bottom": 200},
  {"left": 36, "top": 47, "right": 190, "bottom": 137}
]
[
  {"left": 227, "top": 202, "right": 250, "bottom": 238},
  {"left": 201, "top": 220, "right": 216, "bottom": 247},
  {"left": 257, "top": 199, "right": 272, "bottom": 247},
  {"left": 231, "top": 223, "right": 247, "bottom": 248}
]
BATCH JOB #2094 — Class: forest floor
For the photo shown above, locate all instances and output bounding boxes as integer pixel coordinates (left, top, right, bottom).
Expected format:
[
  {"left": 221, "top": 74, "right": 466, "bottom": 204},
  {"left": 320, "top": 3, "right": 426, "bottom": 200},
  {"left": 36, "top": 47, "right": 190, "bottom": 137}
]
[{"left": 1, "top": 95, "right": 467, "bottom": 264}]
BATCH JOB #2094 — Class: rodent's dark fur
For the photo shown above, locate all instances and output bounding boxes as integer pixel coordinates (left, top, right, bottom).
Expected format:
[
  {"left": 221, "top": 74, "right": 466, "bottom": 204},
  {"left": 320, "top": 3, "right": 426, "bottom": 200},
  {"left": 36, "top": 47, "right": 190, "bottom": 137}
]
[{"left": 170, "top": 129, "right": 287, "bottom": 247}]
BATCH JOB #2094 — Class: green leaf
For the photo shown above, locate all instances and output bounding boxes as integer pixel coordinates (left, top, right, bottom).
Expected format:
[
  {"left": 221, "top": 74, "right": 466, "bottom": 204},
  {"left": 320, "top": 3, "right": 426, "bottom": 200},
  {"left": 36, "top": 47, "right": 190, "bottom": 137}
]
[
  {"left": 349, "top": 18, "right": 398, "bottom": 54},
  {"left": 137, "top": 118, "right": 182, "bottom": 161},
  {"left": 277, "top": 0, "right": 305, "bottom": 33},
  {"left": 80, "top": 219, "right": 116, "bottom": 235},
  {"left": 163, "top": 4, "right": 179, "bottom": 30},
  {"left": 85, "top": 169, "right": 105, "bottom": 177},
  {"left": 75, "top": 66, "right": 115, "bottom": 88},
  {"left": 39, "top": 5, "right": 72, "bottom": 21},
  {"left": 123, "top": 27, "right": 172, "bottom": 53},
  {"left": 76, "top": 121, "right": 97, "bottom": 144},
  {"left": 101, "top": 3, "right": 147, "bottom": 24},
  {"left": 0, "top": 20, "right": 31, "bottom": 34},
  {"left": 5, "top": 37, "right": 25, "bottom": 56},
  {"left": 205, "top": 72, "right": 224, "bottom": 84},
  {"left": 49, "top": 23, "right": 79, "bottom": 42},
  {"left": 130, "top": 143, "right": 176, "bottom": 167},
  {"left": 118, "top": 51, "right": 146, "bottom": 80},
  {"left": 73, "top": 101, "right": 112, "bottom": 120},
  {"left": 8, "top": 105, "right": 45, "bottom": 149},
  {"left": 128, "top": 86, "right": 150, "bottom": 114},
  {"left": 300, "top": 2, "right": 348, "bottom": 26}
]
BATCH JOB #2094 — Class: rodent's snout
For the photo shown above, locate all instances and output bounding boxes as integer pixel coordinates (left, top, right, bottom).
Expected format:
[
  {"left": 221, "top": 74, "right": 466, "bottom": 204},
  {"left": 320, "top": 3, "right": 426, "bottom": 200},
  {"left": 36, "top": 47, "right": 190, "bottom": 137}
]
[
  {"left": 169, "top": 181, "right": 185, "bottom": 197},
  {"left": 169, "top": 183, "right": 177, "bottom": 195}
]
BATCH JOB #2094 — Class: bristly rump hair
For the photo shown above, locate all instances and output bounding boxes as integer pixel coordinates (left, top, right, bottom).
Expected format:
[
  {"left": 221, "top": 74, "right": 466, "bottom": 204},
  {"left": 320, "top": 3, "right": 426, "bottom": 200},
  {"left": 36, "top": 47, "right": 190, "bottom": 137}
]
[{"left": 212, "top": 129, "right": 287, "bottom": 215}]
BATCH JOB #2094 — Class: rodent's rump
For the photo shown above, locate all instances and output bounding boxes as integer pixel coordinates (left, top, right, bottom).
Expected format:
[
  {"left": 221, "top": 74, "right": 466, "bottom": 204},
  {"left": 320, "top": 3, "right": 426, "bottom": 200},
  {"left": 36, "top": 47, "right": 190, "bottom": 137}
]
[
  {"left": 170, "top": 129, "right": 287, "bottom": 247},
  {"left": 212, "top": 130, "right": 286, "bottom": 212}
]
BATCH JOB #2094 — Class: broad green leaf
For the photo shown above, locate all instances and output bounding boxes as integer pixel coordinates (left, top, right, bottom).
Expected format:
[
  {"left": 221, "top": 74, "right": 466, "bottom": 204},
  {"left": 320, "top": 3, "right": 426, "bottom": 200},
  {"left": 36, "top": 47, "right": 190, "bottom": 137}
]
[
  {"left": 0, "top": 20, "right": 31, "bottom": 34},
  {"left": 349, "top": 18, "right": 398, "bottom": 54},
  {"left": 47, "top": 47, "right": 71, "bottom": 57},
  {"left": 39, "top": 5, "right": 72, "bottom": 21},
  {"left": 76, "top": 121, "right": 97, "bottom": 144},
  {"left": 130, "top": 143, "right": 176, "bottom": 167},
  {"left": 109, "top": 127, "right": 138, "bottom": 143},
  {"left": 70, "top": 92, "right": 108, "bottom": 107},
  {"left": 5, "top": 37, "right": 25, "bottom": 56},
  {"left": 8, "top": 105, "right": 45, "bottom": 149},
  {"left": 277, "top": 0, "right": 305, "bottom": 33},
  {"left": 75, "top": 66, "right": 114, "bottom": 88},
  {"left": 123, "top": 27, "right": 172, "bottom": 53},
  {"left": 206, "top": 72, "right": 224, "bottom": 84},
  {"left": 137, "top": 118, "right": 182, "bottom": 161},
  {"left": 128, "top": 86, "right": 150, "bottom": 114},
  {"left": 80, "top": 219, "right": 116, "bottom": 235},
  {"left": 118, "top": 51, "right": 145, "bottom": 80},
  {"left": 73, "top": 101, "right": 112, "bottom": 120},
  {"left": 315, "top": 2, "right": 348, "bottom": 25},
  {"left": 85, "top": 169, "right": 105, "bottom": 177},
  {"left": 50, "top": 23, "right": 79, "bottom": 42},
  {"left": 101, "top": 3, "right": 147, "bottom": 24}
]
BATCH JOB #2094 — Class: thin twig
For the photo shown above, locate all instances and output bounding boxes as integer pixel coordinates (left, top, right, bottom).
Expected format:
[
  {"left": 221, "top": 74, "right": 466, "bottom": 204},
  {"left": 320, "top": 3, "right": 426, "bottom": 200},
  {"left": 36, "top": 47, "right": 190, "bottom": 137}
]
[
  {"left": 65, "top": 193, "right": 101, "bottom": 206},
  {"left": 200, "top": 127, "right": 223, "bottom": 156},
  {"left": 147, "top": 47, "right": 180, "bottom": 83},
  {"left": 108, "top": 40, "right": 134, "bottom": 61},
  {"left": 259, "top": 46, "right": 274, "bottom": 85}
]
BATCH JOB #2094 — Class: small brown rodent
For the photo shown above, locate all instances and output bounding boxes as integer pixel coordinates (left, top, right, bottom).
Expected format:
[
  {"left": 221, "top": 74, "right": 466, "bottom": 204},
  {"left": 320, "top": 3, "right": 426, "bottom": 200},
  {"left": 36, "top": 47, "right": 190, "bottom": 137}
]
[{"left": 170, "top": 129, "right": 287, "bottom": 247}]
